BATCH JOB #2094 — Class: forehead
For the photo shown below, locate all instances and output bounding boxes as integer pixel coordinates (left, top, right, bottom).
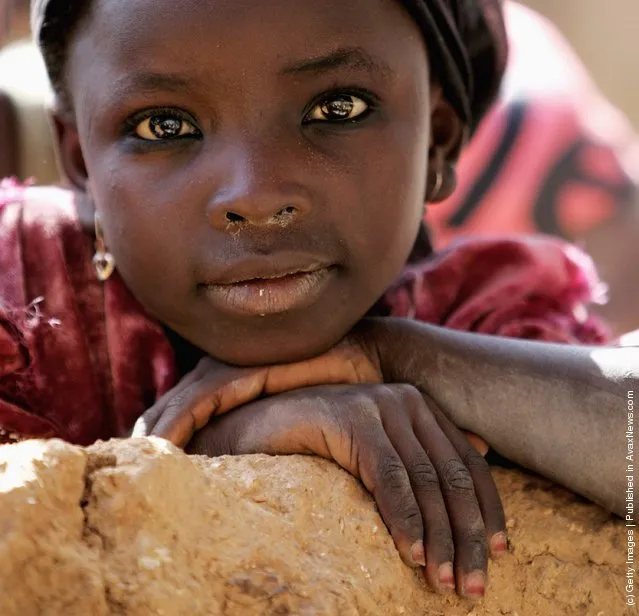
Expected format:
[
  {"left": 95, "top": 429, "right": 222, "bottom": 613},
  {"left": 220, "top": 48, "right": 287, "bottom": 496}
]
[{"left": 69, "top": 0, "right": 426, "bottom": 83}]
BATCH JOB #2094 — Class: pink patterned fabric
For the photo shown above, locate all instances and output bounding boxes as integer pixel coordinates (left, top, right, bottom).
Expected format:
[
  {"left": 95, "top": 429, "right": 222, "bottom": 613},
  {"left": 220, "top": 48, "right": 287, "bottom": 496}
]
[
  {"left": 0, "top": 181, "right": 177, "bottom": 445},
  {"left": 384, "top": 235, "right": 609, "bottom": 344},
  {"left": 0, "top": 181, "right": 609, "bottom": 444}
]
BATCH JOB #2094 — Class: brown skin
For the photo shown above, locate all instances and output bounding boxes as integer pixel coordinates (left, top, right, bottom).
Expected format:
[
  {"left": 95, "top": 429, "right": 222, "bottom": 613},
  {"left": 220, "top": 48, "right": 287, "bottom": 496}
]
[
  {"left": 57, "top": 0, "right": 498, "bottom": 599},
  {"left": 58, "top": 0, "right": 457, "bottom": 367},
  {"left": 361, "top": 318, "right": 638, "bottom": 517}
]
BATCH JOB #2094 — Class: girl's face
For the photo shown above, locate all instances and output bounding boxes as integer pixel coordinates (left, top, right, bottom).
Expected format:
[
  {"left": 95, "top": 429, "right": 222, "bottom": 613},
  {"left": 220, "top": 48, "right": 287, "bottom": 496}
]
[{"left": 60, "top": 0, "right": 450, "bottom": 365}]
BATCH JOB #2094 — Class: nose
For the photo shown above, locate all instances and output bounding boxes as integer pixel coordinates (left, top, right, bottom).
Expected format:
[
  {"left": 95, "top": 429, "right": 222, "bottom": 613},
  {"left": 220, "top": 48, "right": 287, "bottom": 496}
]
[{"left": 207, "top": 141, "right": 313, "bottom": 231}]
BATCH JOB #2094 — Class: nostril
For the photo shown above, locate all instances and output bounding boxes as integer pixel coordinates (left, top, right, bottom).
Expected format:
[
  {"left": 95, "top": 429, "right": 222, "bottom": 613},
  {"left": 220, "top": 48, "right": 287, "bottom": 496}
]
[
  {"left": 225, "top": 212, "right": 245, "bottom": 223},
  {"left": 277, "top": 206, "right": 297, "bottom": 216}
]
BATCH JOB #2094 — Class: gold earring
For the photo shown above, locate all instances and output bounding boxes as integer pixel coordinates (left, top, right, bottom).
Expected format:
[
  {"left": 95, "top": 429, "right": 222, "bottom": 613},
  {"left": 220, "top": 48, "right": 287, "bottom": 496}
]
[{"left": 92, "top": 214, "right": 115, "bottom": 282}]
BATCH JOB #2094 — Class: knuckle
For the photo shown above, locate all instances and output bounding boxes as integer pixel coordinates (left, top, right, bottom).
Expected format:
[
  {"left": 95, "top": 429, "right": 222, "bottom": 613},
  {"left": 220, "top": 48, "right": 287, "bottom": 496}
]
[
  {"left": 378, "top": 459, "right": 410, "bottom": 489},
  {"left": 375, "top": 460, "right": 422, "bottom": 530},
  {"left": 387, "top": 383, "right": 421, "bottom": 405},
  {"left": 441, "top": 459, "right": 475, "bottom": 496},
  {"left": 367, "top": 384, "right": 395, "bottom": 406},
  {"left": 164, "top": 390, "right": 192, "bottom": 417},
  {"left": 398, "top": 383, "right": 422, "bottom": 401},
  {"left": 351, "top": 393, "right": 382, "bottom": 423},
  {"left": 408, "top": 459, "right": 441, "bottom": 490},
  {"left": 390, "top": 497, "right": 423, "bottom": 534}
]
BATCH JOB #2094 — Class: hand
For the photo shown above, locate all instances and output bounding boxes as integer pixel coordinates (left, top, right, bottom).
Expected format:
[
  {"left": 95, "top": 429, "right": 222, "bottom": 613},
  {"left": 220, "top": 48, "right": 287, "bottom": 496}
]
[
  {"left": 133, "top": 323, "right": 490, "bottom": 457},
  {"left": 186, "top": 383, "right": 507, "bottom": 599},
  {"left": 132, "top": 338, "right": 382, "bottom": 446},
  {"left": 350, "top": 319, "right": 490, "bottom": 454}
]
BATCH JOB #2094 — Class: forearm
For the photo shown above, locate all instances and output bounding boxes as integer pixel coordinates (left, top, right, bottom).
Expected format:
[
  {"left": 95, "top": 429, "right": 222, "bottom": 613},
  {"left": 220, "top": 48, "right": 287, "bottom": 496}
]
[{"left": 365, "top": 317, "right": 637, "bottom": 515}]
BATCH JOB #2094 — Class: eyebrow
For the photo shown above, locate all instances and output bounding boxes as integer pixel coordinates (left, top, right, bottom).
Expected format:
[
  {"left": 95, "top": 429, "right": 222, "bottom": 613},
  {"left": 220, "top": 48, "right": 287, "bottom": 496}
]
[
  {"left": 281, "top": 47, "right": 393, "bottom": 79},
  {"left": 108, "top": 47, "right": 393, "bottom": 99},
  {"left": 111, "top": 71, "right": 202, "bottom": 97}
]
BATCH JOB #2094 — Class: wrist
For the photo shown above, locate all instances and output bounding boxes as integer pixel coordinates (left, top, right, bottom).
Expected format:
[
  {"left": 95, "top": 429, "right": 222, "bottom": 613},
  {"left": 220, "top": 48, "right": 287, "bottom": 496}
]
[
  {"left": 357, "top": 318, "right": 477, "bottom": 432},
  {"left": 357, "top": 317, "right": 439, "bottom": 386}
]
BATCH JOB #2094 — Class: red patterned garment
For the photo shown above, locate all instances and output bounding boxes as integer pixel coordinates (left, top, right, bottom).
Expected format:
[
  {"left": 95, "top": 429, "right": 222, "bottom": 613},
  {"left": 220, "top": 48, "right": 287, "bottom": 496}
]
[
  {"left": 427, "top": 2, "right": 639, "bottom": 249},
  {"left": 0, "top": 180, "right": 610, "bottom": 445}
]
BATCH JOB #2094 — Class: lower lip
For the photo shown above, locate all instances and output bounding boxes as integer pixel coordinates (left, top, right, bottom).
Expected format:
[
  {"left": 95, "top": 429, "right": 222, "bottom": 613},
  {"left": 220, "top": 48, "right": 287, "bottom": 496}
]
[{"left": 200, "top": 267, "right": 335, "bottom": 316}]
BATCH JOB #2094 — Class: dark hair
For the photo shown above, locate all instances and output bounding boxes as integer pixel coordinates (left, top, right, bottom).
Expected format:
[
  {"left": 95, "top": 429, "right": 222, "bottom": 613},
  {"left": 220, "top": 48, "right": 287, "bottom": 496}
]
[
  {"left": 34, "top": 0, "right": 507, "bottom": 127},
  {"left": 36, "top": 0, "right": 93, "bottom": 111}
]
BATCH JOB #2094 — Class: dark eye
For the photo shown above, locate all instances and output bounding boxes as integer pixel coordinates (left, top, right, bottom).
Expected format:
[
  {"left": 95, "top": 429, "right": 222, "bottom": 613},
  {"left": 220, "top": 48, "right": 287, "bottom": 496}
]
[
  {"left": 135, "top": 113, "right": 199, "bottom": 141},
  {"left": 306, "top": 94, "right": 369, "bottom": 123}
]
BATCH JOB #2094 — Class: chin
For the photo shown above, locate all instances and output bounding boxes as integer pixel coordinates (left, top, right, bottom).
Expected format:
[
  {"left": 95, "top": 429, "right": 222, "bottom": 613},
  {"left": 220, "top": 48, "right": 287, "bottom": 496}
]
[{"left": 206, "top": 327, "right": 346, "bottom": 367}]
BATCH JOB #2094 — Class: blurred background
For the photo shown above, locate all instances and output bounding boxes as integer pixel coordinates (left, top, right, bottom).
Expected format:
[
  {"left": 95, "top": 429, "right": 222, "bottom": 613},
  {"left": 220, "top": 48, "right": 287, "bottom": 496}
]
[{"left": 523, "top": 0, "right": 639, "bottom": 129}]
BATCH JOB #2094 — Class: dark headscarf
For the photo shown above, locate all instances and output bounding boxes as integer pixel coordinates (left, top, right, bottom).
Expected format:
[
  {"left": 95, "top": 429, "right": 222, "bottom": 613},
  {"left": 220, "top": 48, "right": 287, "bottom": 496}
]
[
  {"left": 31, "top": 0, "right": 507, "bottom": 130},
  {"left": 402, "top": 0, "right": 508, "bottom": 129}
]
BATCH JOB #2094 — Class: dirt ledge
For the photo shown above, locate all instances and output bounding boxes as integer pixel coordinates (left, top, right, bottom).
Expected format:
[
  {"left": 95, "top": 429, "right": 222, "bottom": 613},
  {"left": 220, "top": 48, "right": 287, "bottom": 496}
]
[{"left": 0, "top": 438, "right": 631, "bottom": 615}]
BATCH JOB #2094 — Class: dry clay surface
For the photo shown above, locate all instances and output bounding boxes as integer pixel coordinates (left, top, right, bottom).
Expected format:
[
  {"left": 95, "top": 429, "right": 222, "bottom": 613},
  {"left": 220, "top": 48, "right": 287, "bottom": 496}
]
[{"left": 0, "top": 438, "right": 632, "bottom": 615}]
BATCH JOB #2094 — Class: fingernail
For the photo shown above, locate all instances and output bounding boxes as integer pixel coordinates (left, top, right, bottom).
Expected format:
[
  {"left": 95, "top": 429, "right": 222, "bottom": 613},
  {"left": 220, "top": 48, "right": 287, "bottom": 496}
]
[
  {"left": 410, "top": 541, "right": 426, "bottom": 567},
  {"left": 490, "top": 532, "right": 508, "bottom": 556},
  {"left": 462, "top": 570, "right": 486, "bottom": 599},
  {"left": 438, "top": 562, "right": 455, "bottom": 590}
]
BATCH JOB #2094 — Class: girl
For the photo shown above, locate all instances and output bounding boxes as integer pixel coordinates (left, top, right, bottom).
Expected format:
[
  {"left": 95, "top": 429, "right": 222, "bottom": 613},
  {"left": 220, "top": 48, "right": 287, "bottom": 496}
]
[{"left": 1, "top": 0, "right": 635, "bottom": 600}]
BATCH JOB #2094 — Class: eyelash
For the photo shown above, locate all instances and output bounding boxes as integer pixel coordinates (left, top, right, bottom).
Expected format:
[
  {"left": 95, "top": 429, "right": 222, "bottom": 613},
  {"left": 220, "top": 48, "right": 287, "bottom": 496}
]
[
  {"left": 303, "top": 87, "right": 379, "bottom": 125},
  {"left": 122, "top": 107, "right": 202, "bottom": 144},
  {"left": 122, "top": 87, "right": 380, "bottom": 145}
]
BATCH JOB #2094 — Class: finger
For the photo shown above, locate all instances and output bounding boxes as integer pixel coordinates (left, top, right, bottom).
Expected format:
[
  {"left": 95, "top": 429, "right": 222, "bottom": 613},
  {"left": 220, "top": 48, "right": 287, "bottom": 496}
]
[
  {"left": 130, "top": 369, "right": 201, "bottom": 438},
  {"left": 381, "top": 398, "right": 455, "bottom": 594},
  {"left": 151, "top": 367, "right": 275, "bottom": 447},
  {"left": 412, "top": 403, "right": 489, "bottom": 600},
  {"left": 462, "top": 431, "right": 490, "bottom": 457},
  {"left": 137, "top": 347, "right": 381, "bottom": 446},
  {"left": 428, "top": 399, "right": 507, "bottom": 559},
  {"left": 148, "top": 380, "right": 218, "bottom": 447},
  {"left": 355, "top": 426, "right": 427, "bottom": 570},
  {"left": 262, "top": 341, "right": 382, "bottom": 393}
]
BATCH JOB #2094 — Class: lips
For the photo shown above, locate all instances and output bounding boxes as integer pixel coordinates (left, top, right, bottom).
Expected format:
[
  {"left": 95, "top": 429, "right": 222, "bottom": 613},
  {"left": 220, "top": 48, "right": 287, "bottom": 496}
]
[{"left": 198, "top": 254, "right": 337, "bottom": 316}]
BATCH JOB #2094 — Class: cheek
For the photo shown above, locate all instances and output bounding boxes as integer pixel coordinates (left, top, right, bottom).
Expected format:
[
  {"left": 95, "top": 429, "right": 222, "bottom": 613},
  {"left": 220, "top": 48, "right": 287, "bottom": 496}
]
[
  {"left": 88, "top": 154, "right": 204, "bottom": 302},
  {"left": 345, "top": 120, "right": 429, "bottom": 286}
]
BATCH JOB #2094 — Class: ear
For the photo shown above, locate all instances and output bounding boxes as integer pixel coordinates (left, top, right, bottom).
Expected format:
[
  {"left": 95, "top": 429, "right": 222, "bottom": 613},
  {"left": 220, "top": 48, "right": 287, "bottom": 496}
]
[
  {"left": 426, "top": 87, "right": 466, "bottom": 203},
  {"left": 52, "top": 111, "right": 89, "bottom": 192}
]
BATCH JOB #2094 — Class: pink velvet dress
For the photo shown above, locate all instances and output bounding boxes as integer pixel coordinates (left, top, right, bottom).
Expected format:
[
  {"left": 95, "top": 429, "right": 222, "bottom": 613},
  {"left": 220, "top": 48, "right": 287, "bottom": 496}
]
[{"left": 0, "top": 180, "right": 609, "bottom": 445}]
